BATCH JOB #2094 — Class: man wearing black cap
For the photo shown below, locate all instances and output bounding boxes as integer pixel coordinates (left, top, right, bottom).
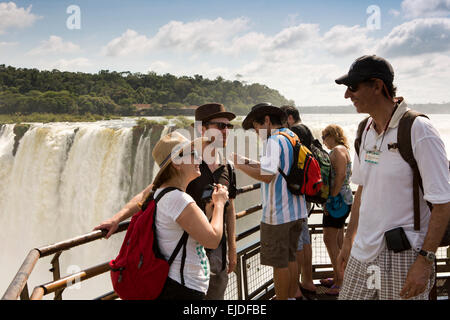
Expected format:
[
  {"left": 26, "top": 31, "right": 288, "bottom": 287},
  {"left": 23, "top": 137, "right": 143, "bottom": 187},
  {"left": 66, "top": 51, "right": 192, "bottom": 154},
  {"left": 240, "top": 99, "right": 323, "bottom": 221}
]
[
  {"left": 335, "top": 55, "right": 450, "bottom": 300},
  {"left": 187, "top": 103, "right": 237, "bottom": 300},
  {"left": 233, "top": 103, "right": 308, "bottom": 300}
]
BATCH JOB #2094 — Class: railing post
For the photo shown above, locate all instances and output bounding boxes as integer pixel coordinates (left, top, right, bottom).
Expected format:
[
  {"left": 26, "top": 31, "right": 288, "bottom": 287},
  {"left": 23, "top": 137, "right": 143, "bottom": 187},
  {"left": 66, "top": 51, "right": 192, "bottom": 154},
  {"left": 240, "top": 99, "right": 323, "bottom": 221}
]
[
  {"left": 50, "top": 251, "right": 64, "bottom": 300},
  {"left": 19, "top": 283, "right": 29, "bottom": 300},
  {"left": 235, "top": 254, "right": 243, "bottom": 300}
]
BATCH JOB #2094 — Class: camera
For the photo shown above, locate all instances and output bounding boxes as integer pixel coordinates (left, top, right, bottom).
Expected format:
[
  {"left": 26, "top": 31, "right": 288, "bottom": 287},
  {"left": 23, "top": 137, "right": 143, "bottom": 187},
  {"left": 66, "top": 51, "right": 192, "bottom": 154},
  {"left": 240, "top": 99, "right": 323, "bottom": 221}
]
[
  {"left": 201, "top": 184, "right": 215, "bottom": 205},
  {"left": 201, "top": 184, "right": 229, "bottom": 209}
]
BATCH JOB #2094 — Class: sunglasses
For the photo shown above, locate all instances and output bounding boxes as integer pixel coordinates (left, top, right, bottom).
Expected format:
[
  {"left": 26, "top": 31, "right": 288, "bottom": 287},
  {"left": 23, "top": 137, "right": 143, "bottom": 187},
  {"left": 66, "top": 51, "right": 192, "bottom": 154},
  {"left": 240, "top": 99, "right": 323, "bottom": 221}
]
[
  {"left": 347, "top": 83, "right": 360, "bottom": 92},
  {"left": 206, "top": 121, "right": 234, "bottom": 130},
  {"left": 347, "top": 78, "right": 380, "bottom": 93},
  {"left": 179, "top": 150, "right": 200, "bottom": 159},
  {"left": 322, "top": 133, "right": 329, "bottom": 140}
]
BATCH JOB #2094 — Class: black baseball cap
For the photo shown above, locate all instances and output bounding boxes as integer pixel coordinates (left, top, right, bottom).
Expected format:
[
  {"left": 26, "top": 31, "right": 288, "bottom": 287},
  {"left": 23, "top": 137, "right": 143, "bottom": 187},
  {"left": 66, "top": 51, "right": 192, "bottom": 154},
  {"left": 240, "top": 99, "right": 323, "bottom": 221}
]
[{"left": 335, "top": 55, "right": 394, "bottom": 87}]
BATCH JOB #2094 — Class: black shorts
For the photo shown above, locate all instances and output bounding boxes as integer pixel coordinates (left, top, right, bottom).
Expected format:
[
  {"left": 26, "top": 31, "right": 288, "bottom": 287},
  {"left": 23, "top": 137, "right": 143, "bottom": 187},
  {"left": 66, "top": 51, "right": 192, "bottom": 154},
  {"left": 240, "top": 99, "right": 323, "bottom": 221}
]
[
  {"left": 322, "top": 204, "right": 351, "bottom": 229},
  {"left": 157, "top": 277, "right": 205, "bottom": 300}
]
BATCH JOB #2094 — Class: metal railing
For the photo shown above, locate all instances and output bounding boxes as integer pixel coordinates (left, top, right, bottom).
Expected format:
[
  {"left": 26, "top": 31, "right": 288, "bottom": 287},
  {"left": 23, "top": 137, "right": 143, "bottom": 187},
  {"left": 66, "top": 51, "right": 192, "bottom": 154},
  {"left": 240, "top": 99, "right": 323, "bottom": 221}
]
[
  {"left": 2, "top": 183, "right": 264, "bottom": 300},
  {"left": 3, "top": 183, "right": 450, "bottom": 300}
]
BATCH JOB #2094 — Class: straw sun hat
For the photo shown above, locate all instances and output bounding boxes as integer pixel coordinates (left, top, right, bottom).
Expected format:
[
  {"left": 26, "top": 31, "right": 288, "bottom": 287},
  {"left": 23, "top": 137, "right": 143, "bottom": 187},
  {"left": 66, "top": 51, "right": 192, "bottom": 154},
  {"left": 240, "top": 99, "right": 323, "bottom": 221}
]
[{"left": 151, "top": 131, "right": 209, "bottom": 183}]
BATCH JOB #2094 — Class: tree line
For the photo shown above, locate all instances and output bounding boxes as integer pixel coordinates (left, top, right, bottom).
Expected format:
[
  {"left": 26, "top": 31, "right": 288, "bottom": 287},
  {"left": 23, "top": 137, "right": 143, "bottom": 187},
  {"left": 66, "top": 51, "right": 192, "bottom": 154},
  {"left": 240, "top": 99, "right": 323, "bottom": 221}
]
[{"left": 0, "top": 65, "right": 294, "bottom": 116}]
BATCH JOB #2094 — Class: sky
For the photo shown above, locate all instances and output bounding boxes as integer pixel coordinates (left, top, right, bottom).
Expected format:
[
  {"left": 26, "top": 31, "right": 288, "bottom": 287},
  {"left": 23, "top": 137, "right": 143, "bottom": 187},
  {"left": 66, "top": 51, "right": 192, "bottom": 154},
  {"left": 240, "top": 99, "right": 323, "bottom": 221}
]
[{"left": 0, "top": 0, "right": 449, "bottom": 106}]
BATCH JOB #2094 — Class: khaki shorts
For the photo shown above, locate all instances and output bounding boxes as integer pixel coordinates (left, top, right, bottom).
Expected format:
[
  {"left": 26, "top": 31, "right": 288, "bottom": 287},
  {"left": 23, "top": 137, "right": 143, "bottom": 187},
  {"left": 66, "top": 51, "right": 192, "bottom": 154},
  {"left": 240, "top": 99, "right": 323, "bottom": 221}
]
[{"left": 260, "top": 219, "right": 303, "bottom": 268}]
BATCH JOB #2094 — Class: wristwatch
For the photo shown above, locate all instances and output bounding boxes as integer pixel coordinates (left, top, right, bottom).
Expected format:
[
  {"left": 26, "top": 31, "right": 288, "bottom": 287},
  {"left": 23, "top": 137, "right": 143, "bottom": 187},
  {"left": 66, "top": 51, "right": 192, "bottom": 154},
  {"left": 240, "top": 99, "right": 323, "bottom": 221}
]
[{"left": 418, "top": 249, "right": 436, "bottom": 263}]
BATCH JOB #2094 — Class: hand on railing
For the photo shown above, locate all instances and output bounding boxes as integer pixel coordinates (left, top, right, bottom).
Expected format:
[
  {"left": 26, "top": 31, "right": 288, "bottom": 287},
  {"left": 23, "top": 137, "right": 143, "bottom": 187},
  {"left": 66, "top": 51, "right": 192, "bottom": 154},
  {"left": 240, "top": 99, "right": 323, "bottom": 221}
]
[{"left": 93, "top": 217, "right": 119, "bottom": 239}]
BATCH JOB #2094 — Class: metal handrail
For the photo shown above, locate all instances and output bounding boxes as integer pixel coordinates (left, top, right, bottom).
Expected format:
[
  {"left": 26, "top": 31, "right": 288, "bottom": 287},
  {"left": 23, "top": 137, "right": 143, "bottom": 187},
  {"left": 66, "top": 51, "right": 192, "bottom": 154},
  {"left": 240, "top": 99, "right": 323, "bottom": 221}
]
[
  {"left": 2, "top": 183, "right": 263, "bottom": 300},
  {"left": 4, "top": 180, "right": 450, "bottom": 300}
]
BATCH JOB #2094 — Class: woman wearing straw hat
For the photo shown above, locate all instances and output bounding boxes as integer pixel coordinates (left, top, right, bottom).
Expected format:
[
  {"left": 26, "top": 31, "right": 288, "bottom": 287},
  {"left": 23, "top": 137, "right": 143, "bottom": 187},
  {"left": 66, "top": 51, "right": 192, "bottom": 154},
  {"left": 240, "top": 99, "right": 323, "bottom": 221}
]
[{"left": 94, "top": 132, "right": 229, "bottom": 299}]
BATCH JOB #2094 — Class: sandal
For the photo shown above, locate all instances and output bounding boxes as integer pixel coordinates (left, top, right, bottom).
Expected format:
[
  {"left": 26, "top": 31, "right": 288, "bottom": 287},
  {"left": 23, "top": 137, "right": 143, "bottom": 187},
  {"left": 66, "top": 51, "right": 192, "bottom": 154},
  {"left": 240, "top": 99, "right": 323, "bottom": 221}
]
[
  {"left": 300, "top": 285, "right": 317, "bottom": 295},
  {"left": 320, "top": 278, "right": 334, "bottom": 288},
  {"left": 325, "top": 284, "right": 340, "bottom": 296}
]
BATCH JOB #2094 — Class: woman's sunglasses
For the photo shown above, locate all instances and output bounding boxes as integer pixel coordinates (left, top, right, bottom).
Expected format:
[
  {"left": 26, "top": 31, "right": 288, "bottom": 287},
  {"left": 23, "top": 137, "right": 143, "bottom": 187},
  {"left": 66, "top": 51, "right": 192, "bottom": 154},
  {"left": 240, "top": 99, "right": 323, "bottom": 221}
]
[
  {"left": 179, "top": 150, "right": 200, "bottom": 160},
  {"left": 206, "top": 121, "right": 234, "bottom": 130},
  {"left": 322, "top": 133, "right": 329, "bottom": 140}
]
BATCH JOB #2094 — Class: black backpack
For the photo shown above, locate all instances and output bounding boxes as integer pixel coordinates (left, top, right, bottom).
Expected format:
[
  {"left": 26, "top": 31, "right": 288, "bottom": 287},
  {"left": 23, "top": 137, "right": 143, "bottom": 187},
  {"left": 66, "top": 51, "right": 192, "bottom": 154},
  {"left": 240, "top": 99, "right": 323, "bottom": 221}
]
[{"left": 355, "top": 110, "right": 450, "bottom": 247}]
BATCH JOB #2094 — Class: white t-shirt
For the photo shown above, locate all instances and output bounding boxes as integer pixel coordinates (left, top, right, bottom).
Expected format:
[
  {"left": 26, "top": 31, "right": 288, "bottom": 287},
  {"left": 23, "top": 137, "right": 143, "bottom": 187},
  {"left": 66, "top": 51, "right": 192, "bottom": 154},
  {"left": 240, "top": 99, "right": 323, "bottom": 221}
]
[
  {"left": 351, "top": 100, "right": 450, "bottom": 263},
  {"left": 154, "top": 188, "right": 210, "bottom": 293}
]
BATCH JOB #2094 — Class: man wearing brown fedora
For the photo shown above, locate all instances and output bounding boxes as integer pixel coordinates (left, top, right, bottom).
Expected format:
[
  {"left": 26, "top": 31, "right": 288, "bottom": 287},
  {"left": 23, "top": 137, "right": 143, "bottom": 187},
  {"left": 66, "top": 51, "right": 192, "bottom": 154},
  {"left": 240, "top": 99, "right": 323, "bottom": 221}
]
[{"left": 186, "top": 102, "right": 238, "bottom": 300}]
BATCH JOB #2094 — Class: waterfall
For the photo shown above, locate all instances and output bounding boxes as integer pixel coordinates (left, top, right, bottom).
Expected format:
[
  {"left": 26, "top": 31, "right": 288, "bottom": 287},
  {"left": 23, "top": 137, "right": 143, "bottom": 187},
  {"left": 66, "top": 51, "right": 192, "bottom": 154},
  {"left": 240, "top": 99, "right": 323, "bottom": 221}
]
[{"left": 0, "top": 121, "right": 169, "bottom": 299}]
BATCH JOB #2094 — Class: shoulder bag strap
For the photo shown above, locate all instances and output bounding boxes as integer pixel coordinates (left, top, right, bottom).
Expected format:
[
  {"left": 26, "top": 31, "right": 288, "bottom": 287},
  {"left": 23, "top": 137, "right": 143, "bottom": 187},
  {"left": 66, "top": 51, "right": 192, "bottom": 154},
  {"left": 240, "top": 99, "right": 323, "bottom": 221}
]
[
  {"left": 397, "top": 110, "right": 430, "bottom": 231},
  {"left": 155, "top": 187, "right": 189, "bottom": 284},
  {"left": 354, "top": 117, "right": 370, "bottom": 159}
]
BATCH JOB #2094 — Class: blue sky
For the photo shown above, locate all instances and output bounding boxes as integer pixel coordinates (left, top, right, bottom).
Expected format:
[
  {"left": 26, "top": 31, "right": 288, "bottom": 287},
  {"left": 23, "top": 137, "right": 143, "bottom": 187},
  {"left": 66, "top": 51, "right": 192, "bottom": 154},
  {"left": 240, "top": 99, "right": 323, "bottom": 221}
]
[{"left": 1, "top": 0, "right": 449, "bottom": 106}]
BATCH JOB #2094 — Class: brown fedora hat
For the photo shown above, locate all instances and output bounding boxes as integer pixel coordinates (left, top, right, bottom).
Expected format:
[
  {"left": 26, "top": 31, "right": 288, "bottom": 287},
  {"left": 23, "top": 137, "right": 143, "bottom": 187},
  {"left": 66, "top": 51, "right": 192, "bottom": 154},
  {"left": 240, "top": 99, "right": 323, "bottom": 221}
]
[
  {"left": 242, "top": 103, "right": 286, "bottom": 130},
  {"left": 195, "top": 103, "right": 236, "bottom": 123}
]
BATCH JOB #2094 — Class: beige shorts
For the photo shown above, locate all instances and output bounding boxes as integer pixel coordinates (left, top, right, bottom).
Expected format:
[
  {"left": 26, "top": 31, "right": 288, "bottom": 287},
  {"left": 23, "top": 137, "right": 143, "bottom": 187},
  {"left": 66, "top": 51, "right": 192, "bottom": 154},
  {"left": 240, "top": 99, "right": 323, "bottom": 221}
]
[{"left": 260, "top": 219, "right": 303, "bottom": 268}]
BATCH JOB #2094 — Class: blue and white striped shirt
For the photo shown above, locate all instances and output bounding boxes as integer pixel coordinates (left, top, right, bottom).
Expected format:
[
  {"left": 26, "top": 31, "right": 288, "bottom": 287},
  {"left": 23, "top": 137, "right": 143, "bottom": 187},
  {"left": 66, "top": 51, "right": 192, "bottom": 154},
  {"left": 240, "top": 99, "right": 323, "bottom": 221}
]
[{"left": 260, "top": 128, "right": 307, "bottom": 225}]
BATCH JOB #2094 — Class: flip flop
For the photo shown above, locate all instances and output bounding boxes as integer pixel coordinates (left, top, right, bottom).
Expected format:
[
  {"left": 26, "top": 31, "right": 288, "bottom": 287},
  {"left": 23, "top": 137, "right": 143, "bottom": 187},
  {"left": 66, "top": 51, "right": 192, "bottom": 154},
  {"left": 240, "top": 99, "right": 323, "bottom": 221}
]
[
  {"left": 320, "top": 278, "right": 334, "bottom": 288},
  {"left": 300, "top": 286, "right": 317, "bottom": 295},
  {"left": 325, "top": 284, "right": 340, "bottom": 296}
]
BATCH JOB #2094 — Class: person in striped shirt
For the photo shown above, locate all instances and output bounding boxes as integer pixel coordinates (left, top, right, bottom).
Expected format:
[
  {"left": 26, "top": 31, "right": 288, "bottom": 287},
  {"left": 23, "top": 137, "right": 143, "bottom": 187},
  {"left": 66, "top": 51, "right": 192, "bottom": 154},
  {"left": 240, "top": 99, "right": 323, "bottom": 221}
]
[{"left": 233, "top": 103, "right": 307, "bottom": 300}]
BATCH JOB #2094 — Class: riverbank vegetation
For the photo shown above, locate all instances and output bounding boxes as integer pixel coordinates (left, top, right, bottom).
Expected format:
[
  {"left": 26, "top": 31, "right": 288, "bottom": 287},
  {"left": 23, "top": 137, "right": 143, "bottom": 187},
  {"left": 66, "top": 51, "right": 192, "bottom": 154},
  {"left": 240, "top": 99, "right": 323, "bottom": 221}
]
[
  {"left": 0, "top": 65, "right": 294, "bottom": 117},
  {"left": 0, "top": 112, "right": 122, "bottom": 124}
]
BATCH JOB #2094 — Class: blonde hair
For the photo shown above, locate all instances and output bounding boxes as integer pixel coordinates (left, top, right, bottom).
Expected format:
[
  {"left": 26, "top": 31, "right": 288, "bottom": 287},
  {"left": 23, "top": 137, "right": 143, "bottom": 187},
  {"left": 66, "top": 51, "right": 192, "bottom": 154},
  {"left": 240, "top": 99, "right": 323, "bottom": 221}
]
[
  {"left": 323, "top": 124, "right": 350, "bottom": 149},
  {"left": 139, "top": 164, "right": 179, "bottom": 209}
]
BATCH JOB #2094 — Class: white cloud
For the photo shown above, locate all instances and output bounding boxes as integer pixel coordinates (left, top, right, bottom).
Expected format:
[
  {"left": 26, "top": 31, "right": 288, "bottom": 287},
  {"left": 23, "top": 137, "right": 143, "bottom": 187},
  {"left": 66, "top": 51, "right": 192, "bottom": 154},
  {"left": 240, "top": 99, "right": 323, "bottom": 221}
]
[
  {"left": 152, "top": 17, "right": 249, "bottom": 51},
  {"left": 266, "top": 24, "right": 320, "bottom": 50},
  {"left": 0, "top": 41, "right": 18, "bottom": 47},
  {"left": 48, "top": 58, "right": 92, "bottom": 71},
  {"left": 102, "top": 17, "right": 250, "bottom": 57},
  {"left": 0, "top": 2, "right": 40, "bottom": 34},
  {"left": 27, "top": 35, "right": 81, "bottom": 56},
  {"left": 102, "top": 29, "right": 151, "bottom": 57},
  {"left": 148, "top": 60, "right": 171, "bottom": 73},
  {"left": 389, "top": 9, "right": 401, "bottom": 17},
  {"left": 376, "top": 18, "right": 450, "bottom": 57},
  {"left": 322, "top": 25, "right": 375, "bottom": 56},
  {"left": 402, "top": 0, "right": 450, "bottom": 18},
  {"left": 390, "top": 53, "right": 450, "bottom": 103}
]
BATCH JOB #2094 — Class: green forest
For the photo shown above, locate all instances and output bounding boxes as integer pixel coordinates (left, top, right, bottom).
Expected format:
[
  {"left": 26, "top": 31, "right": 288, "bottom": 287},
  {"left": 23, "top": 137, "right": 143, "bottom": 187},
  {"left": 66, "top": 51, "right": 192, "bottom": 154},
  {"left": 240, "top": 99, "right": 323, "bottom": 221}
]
[{"left": 0, "top": 65, "right": 294, "bottom": 117}]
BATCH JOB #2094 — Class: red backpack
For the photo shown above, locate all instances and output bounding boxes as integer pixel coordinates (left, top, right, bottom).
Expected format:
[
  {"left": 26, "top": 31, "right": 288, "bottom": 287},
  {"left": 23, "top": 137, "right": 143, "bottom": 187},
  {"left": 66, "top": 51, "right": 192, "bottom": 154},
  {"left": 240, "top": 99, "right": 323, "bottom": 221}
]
[
  {"left": 110, "top": 187, "right": 189, "bottom": 300},
  {"left": 276, "top": 131, "right": 323, "bottom": 197}
]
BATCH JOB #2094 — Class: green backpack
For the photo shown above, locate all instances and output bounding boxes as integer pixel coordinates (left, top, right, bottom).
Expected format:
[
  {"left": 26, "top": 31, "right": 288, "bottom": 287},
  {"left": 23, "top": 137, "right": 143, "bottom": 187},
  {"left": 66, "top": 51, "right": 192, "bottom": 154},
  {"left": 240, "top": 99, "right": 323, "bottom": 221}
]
[{"left": 306, "top": 139, "right": 332, "bottom": 205}]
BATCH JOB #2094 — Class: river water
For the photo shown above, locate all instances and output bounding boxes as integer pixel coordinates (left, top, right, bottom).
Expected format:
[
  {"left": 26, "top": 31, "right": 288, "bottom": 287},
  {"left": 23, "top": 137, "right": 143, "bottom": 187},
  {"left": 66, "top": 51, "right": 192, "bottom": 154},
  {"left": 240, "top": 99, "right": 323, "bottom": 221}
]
[{"left": 1, "top": 114, "right": 449, "bottom": 299}]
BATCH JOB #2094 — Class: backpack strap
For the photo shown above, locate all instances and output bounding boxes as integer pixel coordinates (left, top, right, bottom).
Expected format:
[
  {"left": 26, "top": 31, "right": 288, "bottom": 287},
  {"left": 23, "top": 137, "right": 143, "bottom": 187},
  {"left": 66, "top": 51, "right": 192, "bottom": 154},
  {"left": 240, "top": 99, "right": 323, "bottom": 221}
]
[
  {"left": 397, "top": 110, "right": 430, "bottom": 231},
  {"left": 154, "top": 187, "right": 189, "bottom": 285},
  {"left": 354, "top": 117, "right": 370, "bottom": 159},
  {"left": 168, "top": 231, "right": 189, "bottom": 285},
  {"left": 274, "top": 131, "right": 299, "bottom": 179},
  {"left": 276, "top": 130, "right": 299, "bottom": 147}
]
